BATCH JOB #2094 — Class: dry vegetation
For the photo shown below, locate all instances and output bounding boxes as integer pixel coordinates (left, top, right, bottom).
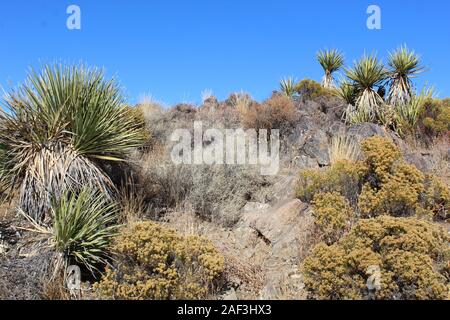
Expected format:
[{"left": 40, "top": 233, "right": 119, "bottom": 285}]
[{"left": 0, "top": 47, "right": 449, "bottom": 300}]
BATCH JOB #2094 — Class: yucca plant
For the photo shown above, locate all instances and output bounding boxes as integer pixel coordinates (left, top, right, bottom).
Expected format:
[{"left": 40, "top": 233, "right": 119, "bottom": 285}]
[
  {"left": 280, "top": 77, "right": 297, "bottom": 97},
  {"left": 52, "top": 188, "right": 118, "bottom": 274},
  {"left": 387, "top": 46, "right": 425, "bottom": 106},
  {"left": 317, "top": 49, "right": 345, "bottom": 89},
  {"left": 395, "top": 88, "right": 434, "bottom": 135},
  {"left": 334, "top": 79, "right": 358, "bottom": 106},
  {"left": 0, "top": 64, "right": 146, "bottom": 222},
  {"left": 345, "top": 54, "right": 388, "bottom": 122}
]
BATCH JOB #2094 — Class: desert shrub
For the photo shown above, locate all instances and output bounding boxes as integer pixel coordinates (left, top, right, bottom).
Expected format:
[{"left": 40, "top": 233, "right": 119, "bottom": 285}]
[
  {"left": 302, "top": 216, "right": 449, "bottom": 300},
  {"left": 311, "top": 192, "right": 354, "bottom": 244},
  {"left": 358, "top": 161, "right": 425, "bottom": 218},
  {"left": 420, "top": 98, "right": 450, "bottom": 138},
  {"left": 240, "top": 93, "right": 298, "bottom": 132},
  {"left": 357, "top": 136, "right": 450, "bottom": 219},
  {"left": 0, "top": 64, "right": 145, "bottom": 222},
  {"left": 360, "top": 136, "right": 402, "bottom": 183},
  {"left": 423, "top": 175, "right": 450, "bottom": 221},
  {"left": 299, "top": 136, "right": 448, "bottom": 221},
  {"left": 295, "top": 79, "right": 333, "bottom": 100},
  {"left": 94, "top": 221, "right": 224, "bottom": 300},
  {"left": 188, "top": 165, "right": 269, "bottom": 226},
  {"left": 137, "top": 148, "right": 194, "bottom": 213},
  {"left": 51, "top": 188, "right": 119, "bottom": 273},
  {"left": 296, "top": 160, "right": 367, "bottom": 205}
]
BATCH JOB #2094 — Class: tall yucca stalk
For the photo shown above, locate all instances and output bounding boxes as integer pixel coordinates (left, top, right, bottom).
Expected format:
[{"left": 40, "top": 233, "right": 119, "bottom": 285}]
[
  {"left": 387, "top": 46, "right": 425, "bottom": 106},
  {"left": 345, "top": 54, "right": 387, "bottom": 122},
  {"left": 0, "top": 64, "right": 146, "bottom": 222},
  {"left": 280, "top": 77, "right": 297, "bottom": 97},
  {"left": 317, "top": 49, "right": 344, "bottom": 89}
]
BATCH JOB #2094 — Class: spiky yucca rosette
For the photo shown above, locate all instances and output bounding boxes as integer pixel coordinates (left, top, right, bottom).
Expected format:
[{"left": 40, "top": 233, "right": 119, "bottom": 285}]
[
  {"left": 387, "top": 46, "right": 425, "bottom": 107},
  {"left": 0, "top": 64, "right": 145, "bottom": 222},
  {"left": 345, "top": 54, "right": 387, "bottom": 123},
  {"left": 317, "top": 49, "right": 344, "bottom": 89}
]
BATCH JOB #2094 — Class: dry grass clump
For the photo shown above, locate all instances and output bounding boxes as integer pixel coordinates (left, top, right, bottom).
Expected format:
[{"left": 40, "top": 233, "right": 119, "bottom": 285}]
[
  {"left": 302, "top": 216, "right": 449, "bottom": 300},
  {"left": 328, "top": 134, "right": 361, "bottom": 165},
  {"left": 239, "top": 93, "right": 298, "bottom": 132},
  {"left": 94, "top": 221, "right": 224, "bottom": 300}
]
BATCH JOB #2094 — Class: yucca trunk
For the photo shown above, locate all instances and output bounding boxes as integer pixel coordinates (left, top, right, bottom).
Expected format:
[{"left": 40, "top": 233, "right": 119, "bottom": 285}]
[
  {"left": 322, "top": 72, "right": 334, "bottom": 89},
  {"left": 355, "top": 88, "right": 385, "bottom": 122},
  {"left": 387, "top": 76, "right": 413, "bottom": 106}
]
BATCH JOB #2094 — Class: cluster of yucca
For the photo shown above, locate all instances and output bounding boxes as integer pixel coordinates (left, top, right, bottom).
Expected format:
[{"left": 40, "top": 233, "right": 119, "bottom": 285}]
[
  {"left": 0, "top": 64, "right": 146, "bottom": 273},
  {"left": 319, "top": 46, "right": 426, "bottom": 126}
]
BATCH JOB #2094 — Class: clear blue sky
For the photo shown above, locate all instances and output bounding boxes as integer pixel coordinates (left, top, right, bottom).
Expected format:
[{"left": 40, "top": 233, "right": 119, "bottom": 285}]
[{"left": 1, "top": 0, "right": 449, "bottom": 105}]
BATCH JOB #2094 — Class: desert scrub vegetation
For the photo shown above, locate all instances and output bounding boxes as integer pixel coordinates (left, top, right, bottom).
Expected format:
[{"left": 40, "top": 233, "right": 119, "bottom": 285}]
[
  {"left": 136, "top": 148, "right": 269, "bottom": 226},
  {"left": 358, "top": 136, "right": 449, "bottom": 220},
  {"left": 296, "top": 160, "right": 367, "bottom": 205},
  {"left": 239, "top": 93, "right": 298, "bottom": 133},
  {"left": 94, "top": 221, "right": 224, "bottom": 300},
  {"left": 311, "top": 192, "right": 353, "bottom": 244},
  {"left": 295, "top": 79, "right": 334, "bottom": 101},
  {"left": 0, "top": 64, "right": 146, "bottom": 222},
  {"left": 301, "top": 216, "right": 449, "bottom": 300},
  {"left": 420, "top": 97, "right": 450, "bottom": 139},
  {"left": 298, "top": 136, "right": 449, "bottom": 221}
]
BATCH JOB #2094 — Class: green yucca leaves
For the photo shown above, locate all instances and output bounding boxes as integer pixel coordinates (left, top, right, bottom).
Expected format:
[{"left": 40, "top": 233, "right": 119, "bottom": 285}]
[
  {"left": 280, "top": 77, "right": 297, "bottom": 97},
  {"left": 52, "top": 188, "right": 119, "bottom": 274},
  {"left": 0, "top": 64, "right": 146, "bottom": 221},
  {"left": 395, "top": 88, "right": 434, "bottom": 134},
  {"left": 317, "top": 49, "right": 344, "bottom": 88},
  {"left": 387, "top": 46, "right": 425, "bottom": 106},
  {"left": 335, "top": 79, "right": 358, "bottom": 106},
  {"left": 345, "top": 54, "right": 387, "bottom": 122},
  {"left": 345, "top": 54, "right": 387, "bottom": 90}
]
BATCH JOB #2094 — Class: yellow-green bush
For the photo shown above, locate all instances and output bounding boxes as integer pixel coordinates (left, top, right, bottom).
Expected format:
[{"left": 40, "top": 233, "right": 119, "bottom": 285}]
[
  {"left": 357, "top": 136, "right": 448, "bottom": 220},
  {"left": 423, "top": 175, "right": 450, "bottom": 221},
  {"left": 295, "top": 79, "right": 333, "bottom": 100},
  {"left": 296, "top": 160, "right": 367, "bottom": 205},
  {"left": 298, "top": 136, "right": 449, "bottom": 220},
  {"left": 360, "top": 136, "right": 402, "bottom": 183},
  {"left": 301, "top": 216, "right": 449, "bottom": 300},
  {"left": 312, "top": 192, "right": 354, "bottom": 244},
  {"left": 95, "top": 221, "right": 224, "bottom": 300},
  {"left": 420, "top": 98, "right": 450, "bottom": 137},
  {"left": 358, "top": 161, "right": 425, "bottom": 217}
]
